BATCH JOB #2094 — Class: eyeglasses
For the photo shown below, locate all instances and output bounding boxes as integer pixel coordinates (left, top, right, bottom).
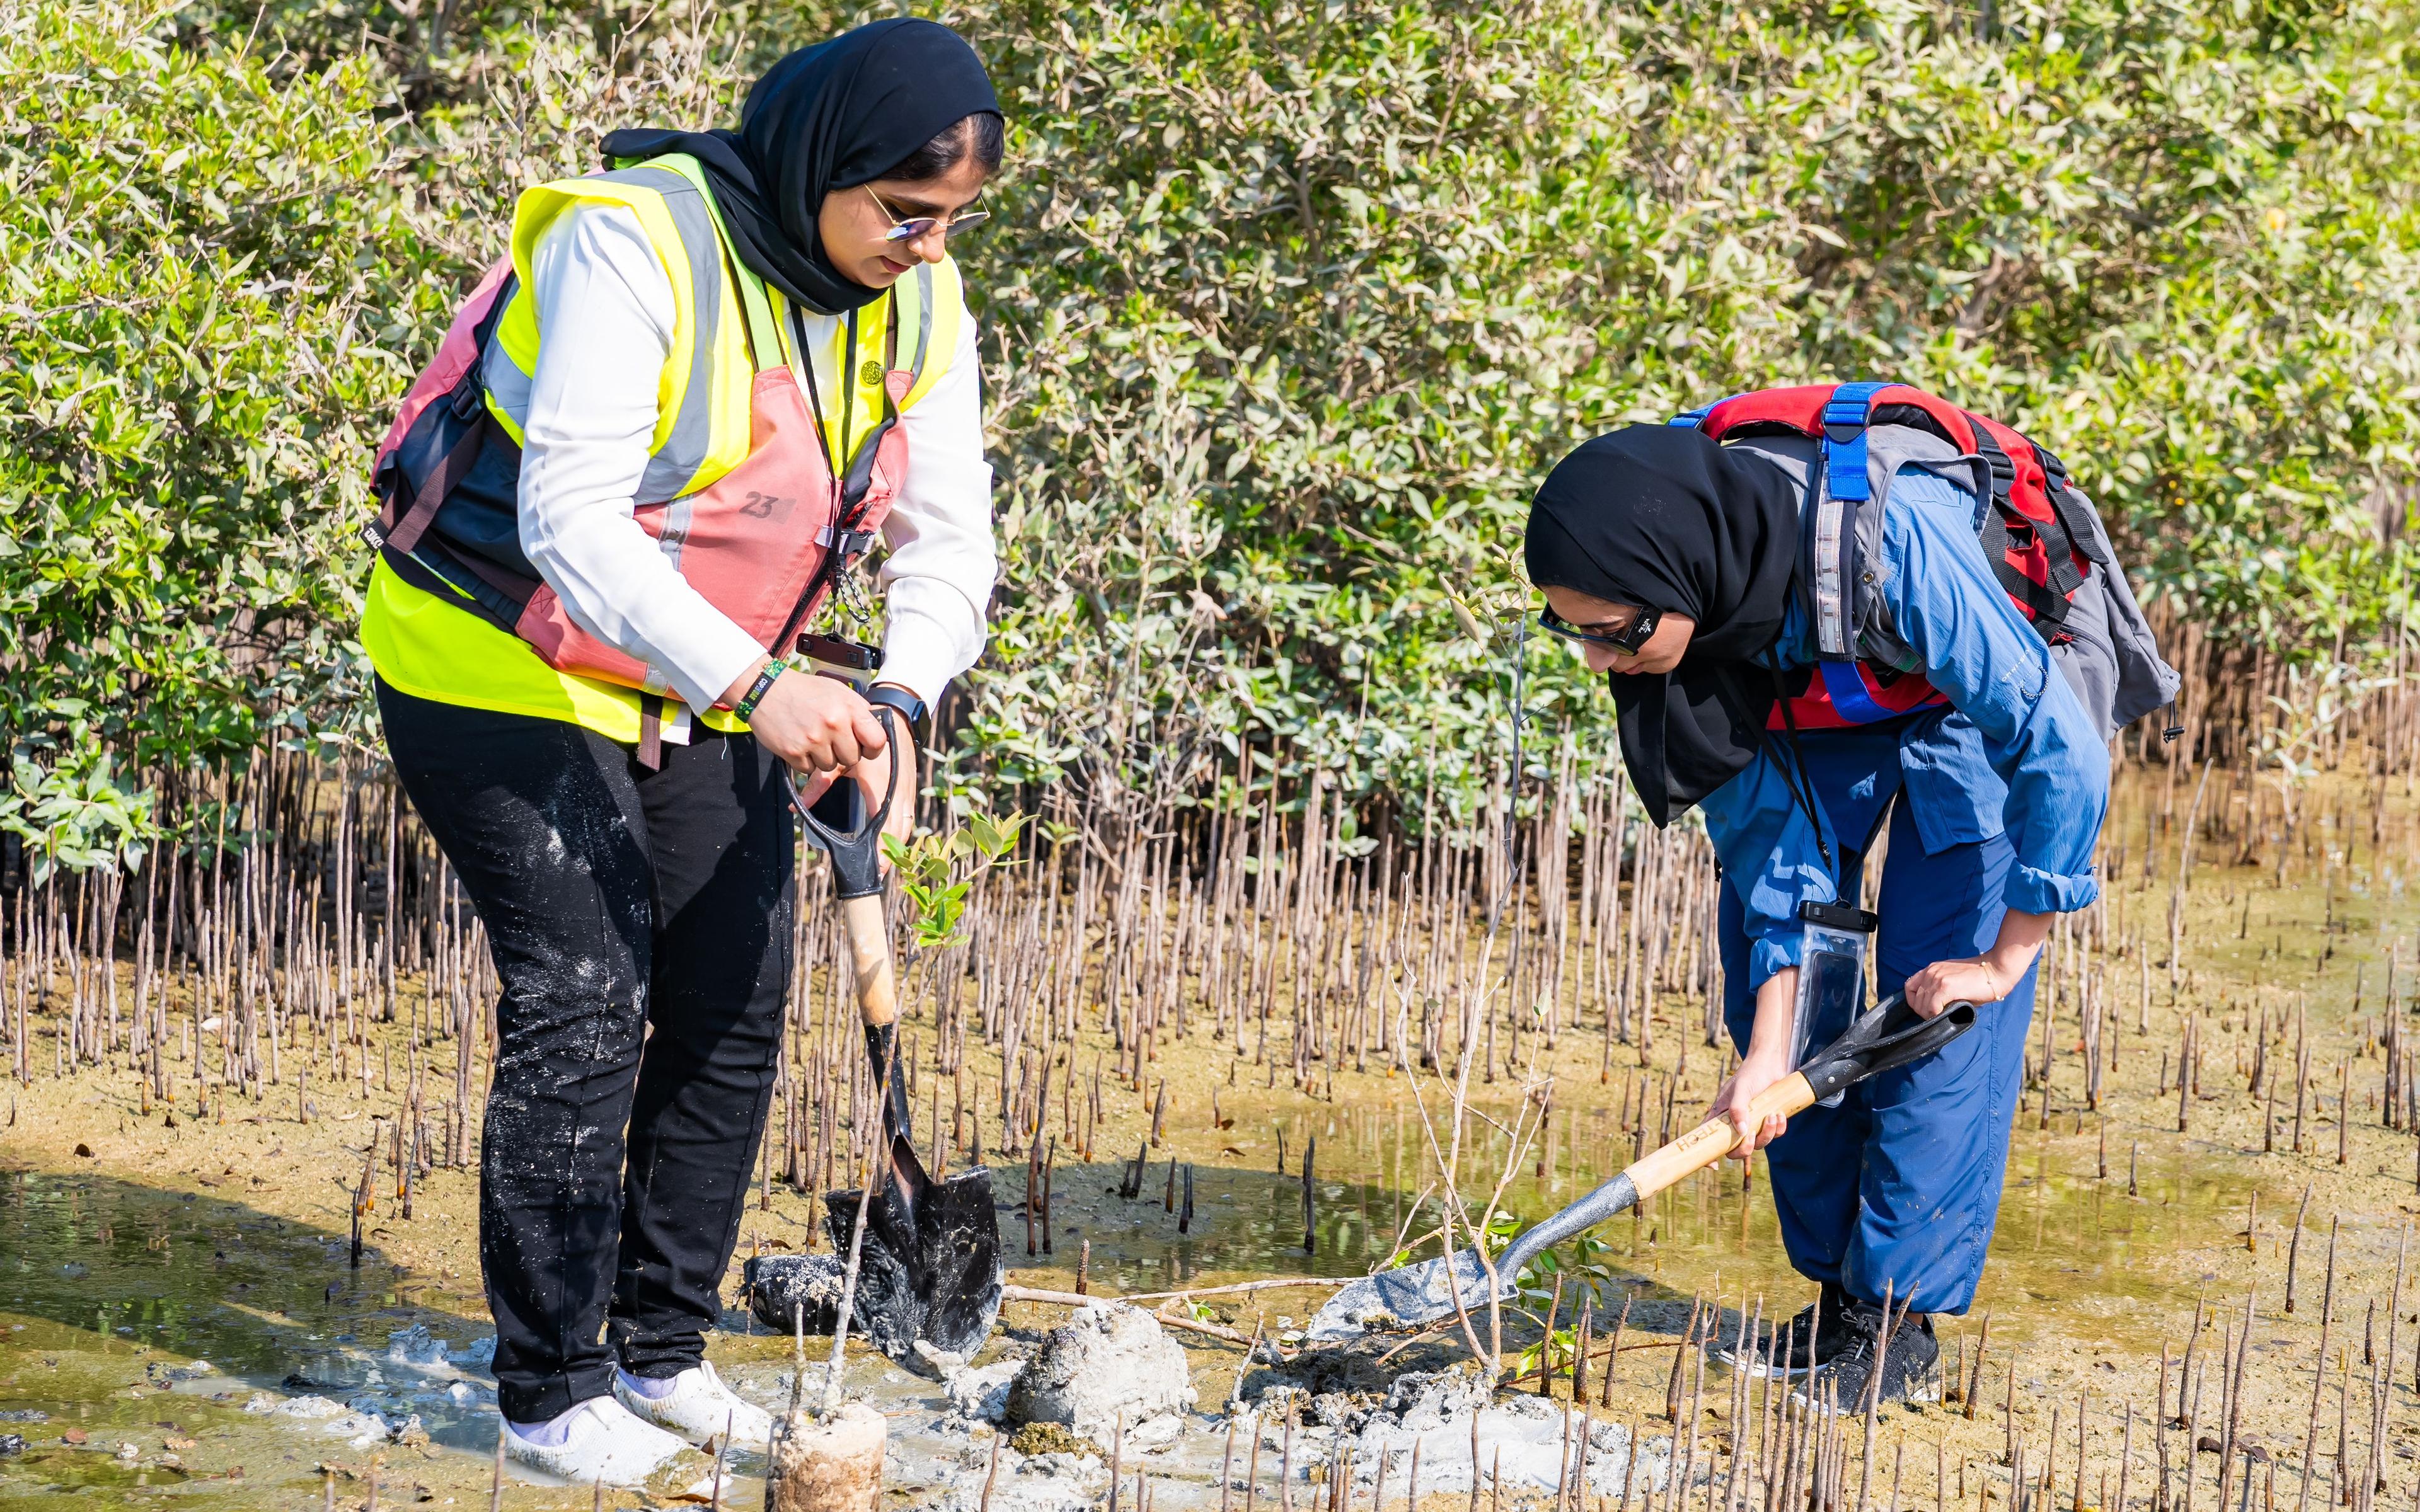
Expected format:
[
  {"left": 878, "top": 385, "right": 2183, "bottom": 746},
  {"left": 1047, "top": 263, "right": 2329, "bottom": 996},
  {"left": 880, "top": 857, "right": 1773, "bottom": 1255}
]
[
  {"left": 865, "top": 184, "right": 990, "bottom": 244},
  {"left": 1538, "top": 604, "right": 1661, "bottom": 655}
]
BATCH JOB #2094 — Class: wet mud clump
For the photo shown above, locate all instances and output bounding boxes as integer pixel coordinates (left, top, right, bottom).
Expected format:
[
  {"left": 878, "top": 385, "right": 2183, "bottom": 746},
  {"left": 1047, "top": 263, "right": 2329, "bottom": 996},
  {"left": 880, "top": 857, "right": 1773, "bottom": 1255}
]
[
  {"left": 1239, "top": 1332, "right": 1465, "bottom": 1423},
  {"left": 744, "top": 1252, "right": 849, "bottom": 1336},
  {"left": 1238, "top": 1359, "right": 1664, "bottom": 1496},
  {"left": 943, "top": 1357, "right": 1027, "bottom": 1423},
  {"left": 1003, "top": 1302, "right": 1195, "bottom": 1448}
]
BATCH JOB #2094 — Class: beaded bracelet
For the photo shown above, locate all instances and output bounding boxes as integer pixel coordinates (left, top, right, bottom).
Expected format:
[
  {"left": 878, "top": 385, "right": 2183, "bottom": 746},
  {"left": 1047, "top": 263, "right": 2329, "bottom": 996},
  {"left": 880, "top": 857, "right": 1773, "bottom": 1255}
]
[{"left": 734, "top": 658, "right": 788, "bottom": 723}]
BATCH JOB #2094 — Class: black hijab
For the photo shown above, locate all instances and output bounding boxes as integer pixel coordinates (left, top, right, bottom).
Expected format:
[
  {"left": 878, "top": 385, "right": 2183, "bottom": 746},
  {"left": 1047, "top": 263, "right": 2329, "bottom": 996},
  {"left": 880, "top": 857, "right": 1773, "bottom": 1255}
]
[
  {"left": 1524, "top": 425, "right": 1803, "bottom": 825},
  {"left": 601, "top": 19, "right": 999, "bottom": 316}
]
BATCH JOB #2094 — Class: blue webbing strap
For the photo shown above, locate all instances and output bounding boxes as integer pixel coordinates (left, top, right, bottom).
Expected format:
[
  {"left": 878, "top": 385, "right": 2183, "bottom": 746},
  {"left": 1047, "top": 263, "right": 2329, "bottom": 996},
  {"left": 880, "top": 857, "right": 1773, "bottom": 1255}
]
[
  {"left": 1807, "top": 380, "right": 1894, "bottom": 660},
  {"left": 1817, "top": 660, "right": 1897, "bottom": 725},
  {"left": 1819, "top": 379, "right": 1893, "bottom": 503},
  {"left": 1669, "top": 392, "right": 1747, "bottom": 429}
]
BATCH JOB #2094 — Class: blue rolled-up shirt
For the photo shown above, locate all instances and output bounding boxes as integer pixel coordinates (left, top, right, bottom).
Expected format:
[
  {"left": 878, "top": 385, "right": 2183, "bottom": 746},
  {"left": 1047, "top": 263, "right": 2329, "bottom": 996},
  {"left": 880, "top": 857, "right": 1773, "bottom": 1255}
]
[{"left": 1695, "top": 463, "right": 2109, "bottom": 987}]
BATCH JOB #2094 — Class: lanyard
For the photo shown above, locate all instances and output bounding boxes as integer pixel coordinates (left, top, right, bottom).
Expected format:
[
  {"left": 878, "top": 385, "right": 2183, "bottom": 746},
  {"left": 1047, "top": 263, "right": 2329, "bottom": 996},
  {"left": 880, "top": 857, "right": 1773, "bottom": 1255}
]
[
  {"left": 790, "top": 304, "right": 861, "bottom": 491},
  {"left": 1758, "top": 655, "right": 1837, "bottom": 878},
  {"left": 1705, "top": 659, "right": 1836, "bottom": 880},
  {"left": 770, "top": 296, "right": 903, "bottom": 654}
]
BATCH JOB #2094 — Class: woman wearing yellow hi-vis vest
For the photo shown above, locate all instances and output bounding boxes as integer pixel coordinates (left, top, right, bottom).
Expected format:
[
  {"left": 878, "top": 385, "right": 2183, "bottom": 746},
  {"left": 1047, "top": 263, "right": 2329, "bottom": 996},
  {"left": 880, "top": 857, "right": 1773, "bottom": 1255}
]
[{"left": 359, "top": 19, "right": 999, "bottom": 1484}]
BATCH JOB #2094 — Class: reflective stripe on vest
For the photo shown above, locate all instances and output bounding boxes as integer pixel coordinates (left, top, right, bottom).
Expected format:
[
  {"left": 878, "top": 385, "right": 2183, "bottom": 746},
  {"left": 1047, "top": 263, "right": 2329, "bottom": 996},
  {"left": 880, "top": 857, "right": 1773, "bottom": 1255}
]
[
  {"left": 484, "top": 160, "right": 740, "bottom": 503},
  {"left": 478, "top": 159, "right": 948, "bottom": 503}
]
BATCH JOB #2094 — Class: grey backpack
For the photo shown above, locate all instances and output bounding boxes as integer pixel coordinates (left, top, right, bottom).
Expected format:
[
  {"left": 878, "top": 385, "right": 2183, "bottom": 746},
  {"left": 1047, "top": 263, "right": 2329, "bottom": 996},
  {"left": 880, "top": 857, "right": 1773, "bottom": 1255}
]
[{"left": 1675, "top": 381, "right": 2179, "bottom": 738}]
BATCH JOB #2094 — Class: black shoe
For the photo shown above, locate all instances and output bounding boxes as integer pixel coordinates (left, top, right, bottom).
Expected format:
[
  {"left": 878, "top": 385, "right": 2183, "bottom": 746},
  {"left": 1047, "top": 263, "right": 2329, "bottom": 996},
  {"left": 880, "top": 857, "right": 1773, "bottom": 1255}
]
[
  {"left": 1719, "top": 1283, "right": 1857, "bottom": 1378},
  {"left": 1792, "top": 1305, "right": 1940, "bottom": 1412}
]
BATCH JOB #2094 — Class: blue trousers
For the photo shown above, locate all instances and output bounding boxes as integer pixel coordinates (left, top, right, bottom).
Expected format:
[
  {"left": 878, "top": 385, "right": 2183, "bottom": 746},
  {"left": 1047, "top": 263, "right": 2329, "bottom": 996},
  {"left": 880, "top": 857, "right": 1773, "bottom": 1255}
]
[{"left": 1717, "top": 724, "right": 2039, "bottom": 1317}]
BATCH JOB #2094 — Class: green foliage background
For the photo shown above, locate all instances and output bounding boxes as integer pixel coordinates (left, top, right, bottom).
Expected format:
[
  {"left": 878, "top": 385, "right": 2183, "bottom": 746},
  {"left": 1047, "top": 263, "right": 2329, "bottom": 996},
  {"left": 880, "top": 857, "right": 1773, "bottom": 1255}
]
[{"left": 4, "top": 0, "right": 2417, "bottom": 861}]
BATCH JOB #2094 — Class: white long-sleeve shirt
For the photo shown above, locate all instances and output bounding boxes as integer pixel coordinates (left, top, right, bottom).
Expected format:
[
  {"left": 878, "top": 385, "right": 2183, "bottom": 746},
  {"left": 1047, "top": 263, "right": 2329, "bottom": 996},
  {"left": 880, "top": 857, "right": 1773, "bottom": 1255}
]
[{"left": 514, "top": 202, "right": 996, "bottom": 717}]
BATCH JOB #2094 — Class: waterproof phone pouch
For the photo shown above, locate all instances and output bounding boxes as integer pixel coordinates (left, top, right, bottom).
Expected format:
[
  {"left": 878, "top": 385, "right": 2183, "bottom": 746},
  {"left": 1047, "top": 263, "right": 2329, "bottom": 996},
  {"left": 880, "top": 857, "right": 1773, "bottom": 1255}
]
[{"left": 1794, "top": 901, "right": 1878, "bottom": 1107}]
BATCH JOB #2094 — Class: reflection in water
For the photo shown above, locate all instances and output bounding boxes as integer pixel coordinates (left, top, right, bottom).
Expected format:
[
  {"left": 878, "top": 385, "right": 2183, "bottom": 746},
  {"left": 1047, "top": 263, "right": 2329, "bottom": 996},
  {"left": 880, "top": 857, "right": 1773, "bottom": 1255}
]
[{"left": 0, "top": 1168, "right": 507, "bottom": 1506}]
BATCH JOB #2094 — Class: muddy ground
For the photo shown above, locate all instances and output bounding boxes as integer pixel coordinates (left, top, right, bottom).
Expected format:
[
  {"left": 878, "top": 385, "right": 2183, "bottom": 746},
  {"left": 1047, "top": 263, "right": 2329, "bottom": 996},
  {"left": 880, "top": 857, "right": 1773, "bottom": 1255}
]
[{"left": 4, "top": 770, "right": 2417, "bottom": 1510}]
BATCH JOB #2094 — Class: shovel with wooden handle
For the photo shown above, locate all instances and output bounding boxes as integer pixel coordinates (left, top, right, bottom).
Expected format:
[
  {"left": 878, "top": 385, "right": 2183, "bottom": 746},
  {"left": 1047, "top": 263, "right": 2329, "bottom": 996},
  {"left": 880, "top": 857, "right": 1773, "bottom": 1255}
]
[
  {"left": 1305, "top": 992, "right": 1979, "bottom": 1343},
  {"left": 781, "top": 711, "right": 1004, "bottom": 1365}
]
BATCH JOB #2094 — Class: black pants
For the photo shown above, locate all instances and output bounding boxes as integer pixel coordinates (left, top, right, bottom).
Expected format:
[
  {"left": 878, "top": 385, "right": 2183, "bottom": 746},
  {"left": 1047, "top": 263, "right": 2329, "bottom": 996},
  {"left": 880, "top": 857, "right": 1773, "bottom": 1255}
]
[{"left": 378, "top": 680, "right": 793, "bottom": 1423}]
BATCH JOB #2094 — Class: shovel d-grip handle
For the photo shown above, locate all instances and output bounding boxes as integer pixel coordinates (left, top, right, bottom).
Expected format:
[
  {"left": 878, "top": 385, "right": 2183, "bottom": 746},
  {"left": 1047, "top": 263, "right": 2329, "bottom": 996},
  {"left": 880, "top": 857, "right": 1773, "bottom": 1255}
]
[
  {"left": 1490, "top": 994, "right": 1979, "bottom": 1282},
  {"left": 1798, "top": 991, "right": 1980, "bottom": 1103},
  {"left": 790, "top": 706, "right": 904, "bottom": 1040},
  {"left": 791, "top": 704, "right": 902, "bottom": 903}
]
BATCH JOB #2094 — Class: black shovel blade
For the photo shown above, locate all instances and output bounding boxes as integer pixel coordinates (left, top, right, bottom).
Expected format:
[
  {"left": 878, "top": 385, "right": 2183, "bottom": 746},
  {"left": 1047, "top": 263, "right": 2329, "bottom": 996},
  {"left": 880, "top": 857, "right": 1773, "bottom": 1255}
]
[
  {"left": 913, "top": 1165, "right": 1005, "bottom": 1356},
  {"left": 822, "top": 1151, "right": 1003, "bottom": 1364}
]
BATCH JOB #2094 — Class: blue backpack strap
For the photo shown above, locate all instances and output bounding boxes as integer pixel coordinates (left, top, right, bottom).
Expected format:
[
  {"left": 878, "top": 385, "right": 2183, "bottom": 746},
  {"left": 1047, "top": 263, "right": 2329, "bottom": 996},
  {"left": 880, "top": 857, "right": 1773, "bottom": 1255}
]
[
  {"left": 1816, "top": 660, "right": 1896, "bottom": 724},
  {"left": 1806, "top": 380, "right": 1894, "bottom": 660},
  {"left": 1819, "top": 379, "right": 1893, "bottom": 502},
  {"left": 1669, "top": 392, "right": 1747, "bottom": 429}
]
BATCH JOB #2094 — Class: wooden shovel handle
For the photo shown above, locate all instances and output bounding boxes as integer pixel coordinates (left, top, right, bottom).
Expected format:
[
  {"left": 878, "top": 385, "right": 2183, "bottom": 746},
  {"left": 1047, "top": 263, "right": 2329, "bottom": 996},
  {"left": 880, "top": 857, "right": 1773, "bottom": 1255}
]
[
  {"left": 841, "top": 892, "right": 896, "bottom": 1029},
  {"left": 1620, "top": 1071, "right": 1816, "bottom": 1204}
]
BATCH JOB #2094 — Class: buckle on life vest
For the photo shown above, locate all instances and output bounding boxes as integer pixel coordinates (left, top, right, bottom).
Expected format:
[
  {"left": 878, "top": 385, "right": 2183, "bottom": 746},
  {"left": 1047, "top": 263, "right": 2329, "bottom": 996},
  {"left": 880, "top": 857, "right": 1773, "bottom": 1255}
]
[{"left": 817, "top": 525, "right": 879, "bottom": 562}]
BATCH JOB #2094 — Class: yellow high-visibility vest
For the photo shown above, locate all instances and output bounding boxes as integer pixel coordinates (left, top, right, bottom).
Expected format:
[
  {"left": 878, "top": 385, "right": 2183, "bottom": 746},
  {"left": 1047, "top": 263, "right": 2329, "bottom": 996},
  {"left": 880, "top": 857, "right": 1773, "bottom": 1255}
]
[{"left": 362, "top": 152, "right": 964, "bottom": 741}]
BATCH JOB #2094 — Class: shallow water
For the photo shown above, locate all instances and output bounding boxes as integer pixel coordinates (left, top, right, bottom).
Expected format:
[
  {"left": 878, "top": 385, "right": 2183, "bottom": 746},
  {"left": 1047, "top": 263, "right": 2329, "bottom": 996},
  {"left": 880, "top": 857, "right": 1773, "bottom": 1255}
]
[
  {"left": 0, "top": 1161, "right": 1655, "bottom": 1509},
  {"left": 1016, "top": 1092, "right": 2302, "bottom": 1360},
  {"left": 6, "top": 773, "right": 2417, "bottom": 1505},
  {"left": 0, "top": 1166, "right": 490, "bottom": 1505},
  {"left": 0, "top": 1120, "right": 2291, "bottom": 1507}
]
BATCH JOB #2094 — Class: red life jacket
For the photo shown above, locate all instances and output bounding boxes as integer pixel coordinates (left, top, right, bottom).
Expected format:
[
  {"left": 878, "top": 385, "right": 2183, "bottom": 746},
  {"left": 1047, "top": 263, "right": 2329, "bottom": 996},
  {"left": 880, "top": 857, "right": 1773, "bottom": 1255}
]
[
  {"left": 366, "top": 260, "right": 912, "bottom": 692},
  {"left": 1669, "top": 381, "right": 2109, "bottom": 731}
]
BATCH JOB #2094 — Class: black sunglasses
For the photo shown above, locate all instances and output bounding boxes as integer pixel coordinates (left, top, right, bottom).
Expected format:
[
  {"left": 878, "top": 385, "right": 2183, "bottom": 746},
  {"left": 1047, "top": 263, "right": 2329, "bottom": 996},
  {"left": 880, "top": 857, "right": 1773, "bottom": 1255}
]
[{"left": 1538, "top": 604, "right": 1661, "bottom": 655}]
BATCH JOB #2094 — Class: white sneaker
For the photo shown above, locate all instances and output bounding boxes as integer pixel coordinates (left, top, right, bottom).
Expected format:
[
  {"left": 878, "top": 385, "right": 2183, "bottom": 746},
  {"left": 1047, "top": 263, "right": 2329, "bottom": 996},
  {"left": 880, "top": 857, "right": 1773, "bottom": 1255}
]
[
  {"left": 613, "top": 1361, "right": 775, "bottom": 1450},
  {"left": 502, "top": 1396, "right": 690, "bottom": 1486}
]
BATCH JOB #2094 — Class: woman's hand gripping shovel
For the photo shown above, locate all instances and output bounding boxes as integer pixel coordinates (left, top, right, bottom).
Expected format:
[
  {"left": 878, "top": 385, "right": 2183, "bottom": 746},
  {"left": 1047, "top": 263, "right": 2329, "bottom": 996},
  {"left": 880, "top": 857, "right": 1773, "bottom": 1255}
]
[
  {"left": 744, "top": 706, "right": 1004, "bottom": 1379},
  {"left": 1305, "top": 991, "right": 1980, "bottom": 1343}
]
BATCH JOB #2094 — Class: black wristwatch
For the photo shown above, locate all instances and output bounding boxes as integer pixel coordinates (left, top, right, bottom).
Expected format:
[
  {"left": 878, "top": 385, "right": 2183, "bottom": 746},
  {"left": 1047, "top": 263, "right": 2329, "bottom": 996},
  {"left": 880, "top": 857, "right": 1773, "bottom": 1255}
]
[{"left": 863, "top": 683, "right": 929, "bottom": 739}]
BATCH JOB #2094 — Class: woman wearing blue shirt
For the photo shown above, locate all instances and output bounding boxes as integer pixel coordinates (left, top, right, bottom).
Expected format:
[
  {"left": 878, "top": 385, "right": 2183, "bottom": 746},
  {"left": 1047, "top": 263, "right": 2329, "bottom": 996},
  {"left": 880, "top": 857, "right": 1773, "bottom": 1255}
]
[{"left": 1524, "top": 423, "right": 2109, "bottom": 1407}]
